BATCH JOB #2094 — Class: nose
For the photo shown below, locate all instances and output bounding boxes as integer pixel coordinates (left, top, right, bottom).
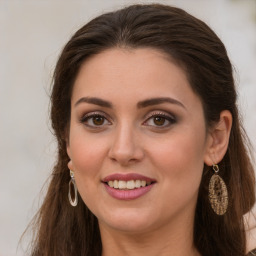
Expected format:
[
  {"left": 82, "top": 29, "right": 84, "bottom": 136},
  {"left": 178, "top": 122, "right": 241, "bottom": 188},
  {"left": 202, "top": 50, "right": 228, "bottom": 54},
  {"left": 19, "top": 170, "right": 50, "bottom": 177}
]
[{"left": 108, "top": 123, "right": 144, "bottom": 166}]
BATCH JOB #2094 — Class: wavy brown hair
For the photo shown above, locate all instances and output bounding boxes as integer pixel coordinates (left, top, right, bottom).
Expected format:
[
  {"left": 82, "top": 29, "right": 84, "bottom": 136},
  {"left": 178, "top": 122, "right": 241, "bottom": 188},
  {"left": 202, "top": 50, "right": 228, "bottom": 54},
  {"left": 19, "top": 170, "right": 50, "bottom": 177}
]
[{"left": 28, "top": 4, "right": 255, "bottom": 256}]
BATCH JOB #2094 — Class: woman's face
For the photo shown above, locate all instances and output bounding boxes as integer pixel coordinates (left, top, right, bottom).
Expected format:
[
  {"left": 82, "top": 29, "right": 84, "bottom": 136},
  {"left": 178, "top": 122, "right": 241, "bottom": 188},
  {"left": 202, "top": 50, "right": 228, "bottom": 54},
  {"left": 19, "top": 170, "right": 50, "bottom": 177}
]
[{"left": 67, "top": 48, "right": 212, "bottom": 234}]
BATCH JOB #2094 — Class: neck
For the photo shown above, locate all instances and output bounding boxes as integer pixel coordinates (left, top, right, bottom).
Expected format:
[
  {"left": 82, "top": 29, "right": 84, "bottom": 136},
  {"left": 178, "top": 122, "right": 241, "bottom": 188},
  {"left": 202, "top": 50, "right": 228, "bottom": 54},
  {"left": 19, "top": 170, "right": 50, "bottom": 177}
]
[{"left": 99, "top": 213, "right": 200, "bottom": 256}]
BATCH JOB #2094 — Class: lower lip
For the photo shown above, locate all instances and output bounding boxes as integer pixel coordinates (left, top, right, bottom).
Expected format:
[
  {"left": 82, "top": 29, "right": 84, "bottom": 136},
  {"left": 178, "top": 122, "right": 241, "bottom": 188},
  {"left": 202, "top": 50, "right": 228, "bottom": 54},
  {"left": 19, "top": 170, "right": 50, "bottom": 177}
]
[{"left": 103, "top": 183, "right": 155, "bottom": 200}]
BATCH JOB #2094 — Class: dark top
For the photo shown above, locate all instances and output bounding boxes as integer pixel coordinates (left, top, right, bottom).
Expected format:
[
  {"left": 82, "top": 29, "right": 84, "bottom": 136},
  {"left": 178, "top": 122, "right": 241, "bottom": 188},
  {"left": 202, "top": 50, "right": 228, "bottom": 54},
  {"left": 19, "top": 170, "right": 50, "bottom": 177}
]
[{"left": 248, "top": 249, "right": 256, "bottom": 255}]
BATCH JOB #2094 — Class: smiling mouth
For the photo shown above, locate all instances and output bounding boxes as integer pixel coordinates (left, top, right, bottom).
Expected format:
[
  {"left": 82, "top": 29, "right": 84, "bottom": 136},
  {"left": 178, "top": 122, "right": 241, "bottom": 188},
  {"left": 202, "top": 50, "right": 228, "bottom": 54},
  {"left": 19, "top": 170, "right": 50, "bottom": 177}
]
[
  {"left": 103, "top": 174, "right": 156, "bottom": 200},
  {"left": 105, "top": 180, "right": 155, "bottom": 190}
]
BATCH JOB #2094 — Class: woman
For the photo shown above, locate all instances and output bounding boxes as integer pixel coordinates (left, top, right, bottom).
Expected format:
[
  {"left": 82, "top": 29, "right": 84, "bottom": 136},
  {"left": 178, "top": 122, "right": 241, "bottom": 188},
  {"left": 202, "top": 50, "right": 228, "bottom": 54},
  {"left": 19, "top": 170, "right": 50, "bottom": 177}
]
[{"left": 29, "top": 4, "right": 256, "bottom": 256}]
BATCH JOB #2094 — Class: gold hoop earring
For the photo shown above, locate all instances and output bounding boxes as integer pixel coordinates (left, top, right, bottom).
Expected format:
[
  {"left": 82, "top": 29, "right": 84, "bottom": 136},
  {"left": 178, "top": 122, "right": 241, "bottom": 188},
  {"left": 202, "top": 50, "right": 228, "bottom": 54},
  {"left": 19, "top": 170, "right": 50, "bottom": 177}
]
[
  {"left": 208, "top": 164, "right": 228, "bottom": 215},
  {"left": 68, "top": 170, "right": 78, "bottom": 207}
]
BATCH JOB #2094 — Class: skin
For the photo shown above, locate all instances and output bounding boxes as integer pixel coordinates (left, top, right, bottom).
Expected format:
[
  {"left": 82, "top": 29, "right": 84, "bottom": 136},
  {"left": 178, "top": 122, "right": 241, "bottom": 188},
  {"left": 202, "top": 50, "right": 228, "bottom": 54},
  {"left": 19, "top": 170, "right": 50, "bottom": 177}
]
[{"left": 67, "top": 48, "right": 232, "bottom": 256}]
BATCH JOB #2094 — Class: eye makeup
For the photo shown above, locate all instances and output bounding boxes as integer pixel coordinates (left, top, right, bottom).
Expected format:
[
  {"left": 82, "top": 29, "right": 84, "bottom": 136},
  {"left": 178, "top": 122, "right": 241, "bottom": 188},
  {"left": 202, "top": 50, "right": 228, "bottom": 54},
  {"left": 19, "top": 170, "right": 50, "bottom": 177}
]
[
  {"left": 79, "top": 111, "right": 112, "bottom": 129},
  {"left": 78, "top": 108, "right": 177, "bottom": 131},
  {"left": 143, "top": 110, "right": 177, "bottom": 129}
]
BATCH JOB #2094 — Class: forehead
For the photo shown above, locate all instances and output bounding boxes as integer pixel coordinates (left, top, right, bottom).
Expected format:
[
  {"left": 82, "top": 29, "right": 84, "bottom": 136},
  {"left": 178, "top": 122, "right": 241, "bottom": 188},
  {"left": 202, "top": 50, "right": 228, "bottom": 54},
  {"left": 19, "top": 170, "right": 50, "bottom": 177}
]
[{"left": 71, "top": 47, "right": 202, "bottom": 110}]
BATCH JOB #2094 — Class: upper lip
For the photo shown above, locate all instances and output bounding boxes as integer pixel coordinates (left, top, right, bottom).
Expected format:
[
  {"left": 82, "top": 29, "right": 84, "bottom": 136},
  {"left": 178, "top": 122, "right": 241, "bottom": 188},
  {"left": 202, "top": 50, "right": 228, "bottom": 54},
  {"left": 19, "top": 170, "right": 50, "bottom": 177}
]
[{"left": 102, "top": 173, "right": 156, "bottom": 183}]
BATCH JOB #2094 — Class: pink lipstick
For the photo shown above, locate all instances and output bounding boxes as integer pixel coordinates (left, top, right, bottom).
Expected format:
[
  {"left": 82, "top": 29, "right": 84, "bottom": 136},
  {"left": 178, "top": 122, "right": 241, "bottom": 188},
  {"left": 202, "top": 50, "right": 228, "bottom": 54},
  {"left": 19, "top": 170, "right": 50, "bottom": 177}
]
[{"left": 102, "top": 173, "right": 156, "bottom": 200}]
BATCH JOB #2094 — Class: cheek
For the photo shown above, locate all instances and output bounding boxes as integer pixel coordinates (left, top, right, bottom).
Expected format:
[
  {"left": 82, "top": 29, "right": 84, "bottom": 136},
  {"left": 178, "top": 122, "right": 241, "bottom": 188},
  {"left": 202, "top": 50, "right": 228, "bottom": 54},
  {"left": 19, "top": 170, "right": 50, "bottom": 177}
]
[
  {"left": 150, "top": 130, "right": 206, "bottom": 191},
  {"left": 69, "top": 141, "right": 104, "bottom": 209},
  {"left": 69, "top": 124, "right": 107, "bottom": 172},
  {"left": 68, "top": 129, "right": 109, "bottom": 199},
  {"left": 70, "top": 140, "right": 105, "bottom": 180}
]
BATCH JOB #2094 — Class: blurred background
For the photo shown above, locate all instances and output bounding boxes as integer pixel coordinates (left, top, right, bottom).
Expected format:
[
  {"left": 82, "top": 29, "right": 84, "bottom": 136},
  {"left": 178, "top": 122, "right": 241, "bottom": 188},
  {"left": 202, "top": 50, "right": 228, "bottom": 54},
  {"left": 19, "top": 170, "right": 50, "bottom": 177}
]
[{"left": 0, "top": 0, "right": 256, "bottom": 255}]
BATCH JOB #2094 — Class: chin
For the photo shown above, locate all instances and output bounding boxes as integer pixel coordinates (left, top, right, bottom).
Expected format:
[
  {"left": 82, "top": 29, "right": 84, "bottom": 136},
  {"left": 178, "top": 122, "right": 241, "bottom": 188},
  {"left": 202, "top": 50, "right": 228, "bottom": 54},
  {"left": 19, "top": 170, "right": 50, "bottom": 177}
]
[
  {"left": 97, "top": 209, "right": 157, "bottom": 234},
  {"left": 102, "top": 220, "right": 153, "bottom": 234}
]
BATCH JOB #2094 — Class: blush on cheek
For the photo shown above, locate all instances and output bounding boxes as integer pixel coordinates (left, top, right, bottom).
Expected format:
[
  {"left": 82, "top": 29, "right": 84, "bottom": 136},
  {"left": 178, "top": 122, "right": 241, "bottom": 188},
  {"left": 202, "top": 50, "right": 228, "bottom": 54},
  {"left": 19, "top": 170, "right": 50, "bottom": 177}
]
[
  {"left": 153, "top": 137, "right": 204, "bottom": 181},
  {"left": 71, "top": 141, "right": 99, "bottom": 164}
]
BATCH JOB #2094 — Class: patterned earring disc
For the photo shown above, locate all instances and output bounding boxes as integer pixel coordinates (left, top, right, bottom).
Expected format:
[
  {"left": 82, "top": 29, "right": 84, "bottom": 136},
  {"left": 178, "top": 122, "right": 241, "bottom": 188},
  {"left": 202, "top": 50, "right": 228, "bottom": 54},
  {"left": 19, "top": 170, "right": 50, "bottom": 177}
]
[{"left": 208, "top": 174, "right": 228, "bottom": 215}]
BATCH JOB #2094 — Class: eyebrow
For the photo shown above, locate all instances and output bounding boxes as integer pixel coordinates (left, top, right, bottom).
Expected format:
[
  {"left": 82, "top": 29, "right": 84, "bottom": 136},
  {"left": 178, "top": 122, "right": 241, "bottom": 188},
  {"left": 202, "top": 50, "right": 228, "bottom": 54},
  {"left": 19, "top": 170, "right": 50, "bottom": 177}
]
[
  {"left": 74, "top": 96, "right": 186, "bottom": 110},
  {"left": 137, "top": 97, "right": 186, "bottom": 109},
  {"left": 74, "top": 97, "right": 113, "bottom": 108}
]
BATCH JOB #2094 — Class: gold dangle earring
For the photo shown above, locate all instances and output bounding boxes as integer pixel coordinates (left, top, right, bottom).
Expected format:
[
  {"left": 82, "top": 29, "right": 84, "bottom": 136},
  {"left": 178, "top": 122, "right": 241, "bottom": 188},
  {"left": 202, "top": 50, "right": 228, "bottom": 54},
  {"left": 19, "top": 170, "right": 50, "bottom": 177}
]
[
  {"left": 68, "top": 170, "right": 78, "bottom": 207},
  {"left": 208, "top": 164, "right": 228, "bottom": 215}
]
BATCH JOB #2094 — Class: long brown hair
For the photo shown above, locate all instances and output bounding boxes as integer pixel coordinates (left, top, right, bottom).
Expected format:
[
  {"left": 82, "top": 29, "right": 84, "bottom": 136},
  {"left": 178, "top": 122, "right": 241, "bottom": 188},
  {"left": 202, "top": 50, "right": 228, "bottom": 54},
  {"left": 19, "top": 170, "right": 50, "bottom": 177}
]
[{"left": 28, "top": 4, "right": 255, "bottom": 256}]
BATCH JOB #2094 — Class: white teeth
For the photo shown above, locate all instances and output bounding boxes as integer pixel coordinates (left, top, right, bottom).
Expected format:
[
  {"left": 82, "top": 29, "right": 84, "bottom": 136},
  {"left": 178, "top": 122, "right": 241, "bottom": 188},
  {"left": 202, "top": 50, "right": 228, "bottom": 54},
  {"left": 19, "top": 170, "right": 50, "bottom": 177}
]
[
  {"left": 135, "top": 180, "right": 141, "bottom": 188},
  {"left": 127, "top": 180, "right": 135, "bottom": 189},
  {"left": 108, "top": 180, "right": 114, "bottom": 188},
  {"left": 113, "top": 180, "right": 118, "bottom": 189},
  {"left": 107, "top": 180, "right": 152, "bottom": 190},
  {"left": 118, "top": 180, "right": 126, "bottom": 189}
]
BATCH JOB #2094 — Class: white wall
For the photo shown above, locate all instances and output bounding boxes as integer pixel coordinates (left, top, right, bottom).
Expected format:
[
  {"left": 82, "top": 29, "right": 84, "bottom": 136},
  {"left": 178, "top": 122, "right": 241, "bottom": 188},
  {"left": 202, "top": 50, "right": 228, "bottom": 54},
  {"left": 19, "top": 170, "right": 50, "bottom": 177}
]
[{"left": 0, "top": 0, "right": 255, "bottom": 255}]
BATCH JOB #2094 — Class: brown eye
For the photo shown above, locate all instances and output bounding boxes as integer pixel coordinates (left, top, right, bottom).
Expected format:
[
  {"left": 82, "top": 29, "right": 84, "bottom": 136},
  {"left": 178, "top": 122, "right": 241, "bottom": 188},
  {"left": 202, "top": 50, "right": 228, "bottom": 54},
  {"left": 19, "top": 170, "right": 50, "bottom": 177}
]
[
  {"left": 92, "top": 116, "right": 104, "bottom": 125},
  {"left": 81, "top": 113, "right": 111, "bottom": 128},
  {"left": 143, "top": 112, "right": 176, "bottom": 128},
  {"left": 153, "top": 117, "right": 166, "bottom": 126}
]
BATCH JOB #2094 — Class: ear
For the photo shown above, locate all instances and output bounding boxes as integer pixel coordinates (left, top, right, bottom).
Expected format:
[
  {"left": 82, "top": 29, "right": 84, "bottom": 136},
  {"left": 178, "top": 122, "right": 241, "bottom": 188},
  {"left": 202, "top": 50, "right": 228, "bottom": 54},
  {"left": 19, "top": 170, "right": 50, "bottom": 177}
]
[
  {"left": 67, "top": 159, "right": 75, "bottom": 171},
  {"left": 67, "top": 144, "right": 71, "bottom": 159},
  {"left": 204, "top": 110, "right": 232, "bottom": 166},
  {"left": 66, "top": 142, "right": 75, "bottom": 171},
  {"left": 65, "top": 125, "right": 71, "bottom": 157}
]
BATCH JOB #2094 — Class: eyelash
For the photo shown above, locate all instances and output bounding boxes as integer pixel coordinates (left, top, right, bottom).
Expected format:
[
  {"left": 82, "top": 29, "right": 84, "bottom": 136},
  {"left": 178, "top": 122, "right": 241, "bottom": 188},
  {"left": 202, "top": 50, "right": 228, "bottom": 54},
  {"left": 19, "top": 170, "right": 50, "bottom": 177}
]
[
  {"left": 143, "top": 111, "right": 176, "bottom": 128},
  {"left": 80, "top": 111, "right": 176, "bottom": 129},
  {"left": 80, "top": 112, "right": 111, "bottom": 128}
]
